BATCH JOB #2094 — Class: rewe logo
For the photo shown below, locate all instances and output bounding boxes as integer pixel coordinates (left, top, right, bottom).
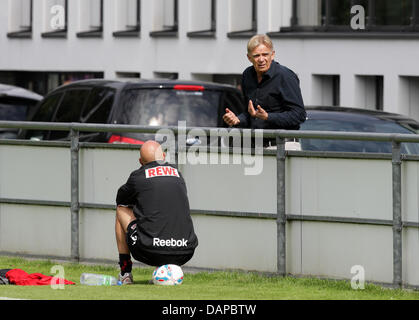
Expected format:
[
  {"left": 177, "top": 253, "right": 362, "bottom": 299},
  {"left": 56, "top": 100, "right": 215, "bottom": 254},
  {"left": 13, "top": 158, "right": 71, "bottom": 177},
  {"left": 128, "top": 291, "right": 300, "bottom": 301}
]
[
  {"left": 145, "top": 166, "right": 180, "bottom": 178},
  {"left": 153, "top": 237, "right": 188, "bottom": 247}
]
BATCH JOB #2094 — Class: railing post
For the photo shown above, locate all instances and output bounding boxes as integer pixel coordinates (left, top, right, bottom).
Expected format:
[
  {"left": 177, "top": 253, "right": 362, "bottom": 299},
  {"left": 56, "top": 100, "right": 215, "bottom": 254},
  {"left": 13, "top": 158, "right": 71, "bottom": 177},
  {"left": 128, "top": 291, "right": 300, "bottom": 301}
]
[
  {"left": 276, "top": 135, "right": 286, "bottom": 276},
  {"left": 392, "top": 141, "right": 402, "bottom": 287},
  {"left": 70, "top": 127, "right": 80, "bottom": 262}
]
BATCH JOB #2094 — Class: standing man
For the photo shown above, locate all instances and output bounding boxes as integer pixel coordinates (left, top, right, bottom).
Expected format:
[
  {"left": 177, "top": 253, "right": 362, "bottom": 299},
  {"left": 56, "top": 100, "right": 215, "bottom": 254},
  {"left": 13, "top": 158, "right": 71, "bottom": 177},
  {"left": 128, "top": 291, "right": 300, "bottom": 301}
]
[
  {"left": 223, "top": 34, "right": 306, "bottom": 146},
  {"left": 115, "top": 140, "right": 198, "bottom": 284}
]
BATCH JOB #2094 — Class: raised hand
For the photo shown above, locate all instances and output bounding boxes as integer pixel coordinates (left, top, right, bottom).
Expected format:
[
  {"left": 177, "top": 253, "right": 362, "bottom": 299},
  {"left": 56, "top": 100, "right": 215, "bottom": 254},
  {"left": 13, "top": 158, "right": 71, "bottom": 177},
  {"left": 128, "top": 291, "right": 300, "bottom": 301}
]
[{"left": 223, "top": 108, "right": 240, "bottom": 126}]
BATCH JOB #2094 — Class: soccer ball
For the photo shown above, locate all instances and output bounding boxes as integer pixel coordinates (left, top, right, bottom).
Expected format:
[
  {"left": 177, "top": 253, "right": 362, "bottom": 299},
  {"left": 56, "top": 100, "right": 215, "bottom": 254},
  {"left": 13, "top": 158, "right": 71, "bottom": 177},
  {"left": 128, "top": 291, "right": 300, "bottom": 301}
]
[{"left": 152, "top": 264, "right": 184, "bottom": 286}]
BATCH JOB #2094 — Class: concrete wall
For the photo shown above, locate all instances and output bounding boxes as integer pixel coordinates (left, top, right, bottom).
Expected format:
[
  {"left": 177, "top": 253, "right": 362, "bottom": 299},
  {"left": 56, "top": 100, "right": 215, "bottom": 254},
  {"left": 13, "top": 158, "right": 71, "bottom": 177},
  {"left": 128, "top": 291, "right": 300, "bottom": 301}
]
[{"left": 1, "top": 142, "right": 419, "bottom": 286}]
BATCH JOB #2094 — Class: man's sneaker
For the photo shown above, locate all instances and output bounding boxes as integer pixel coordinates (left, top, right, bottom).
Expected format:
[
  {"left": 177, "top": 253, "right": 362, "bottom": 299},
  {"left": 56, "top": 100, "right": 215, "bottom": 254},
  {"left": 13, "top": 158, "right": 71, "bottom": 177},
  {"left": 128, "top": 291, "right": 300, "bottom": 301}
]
[{"left": 118, "top": 272, "right": 134, "bottom": 285}]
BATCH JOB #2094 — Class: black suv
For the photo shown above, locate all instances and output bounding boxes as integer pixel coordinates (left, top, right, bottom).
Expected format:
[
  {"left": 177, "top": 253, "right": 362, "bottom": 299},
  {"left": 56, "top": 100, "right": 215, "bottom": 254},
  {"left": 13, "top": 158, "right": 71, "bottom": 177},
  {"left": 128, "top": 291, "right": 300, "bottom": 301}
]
[{"left": 21, "top": 79, "right": 245, "bottom": 143}]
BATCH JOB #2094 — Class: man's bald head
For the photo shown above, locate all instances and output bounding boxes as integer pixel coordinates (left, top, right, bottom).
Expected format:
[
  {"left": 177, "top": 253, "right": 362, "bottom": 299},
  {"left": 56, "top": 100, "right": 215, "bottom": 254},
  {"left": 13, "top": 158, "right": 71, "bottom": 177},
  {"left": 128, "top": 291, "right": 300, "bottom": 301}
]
[{"left": 140, "top": 140, "right": 165, "bottom": 165}]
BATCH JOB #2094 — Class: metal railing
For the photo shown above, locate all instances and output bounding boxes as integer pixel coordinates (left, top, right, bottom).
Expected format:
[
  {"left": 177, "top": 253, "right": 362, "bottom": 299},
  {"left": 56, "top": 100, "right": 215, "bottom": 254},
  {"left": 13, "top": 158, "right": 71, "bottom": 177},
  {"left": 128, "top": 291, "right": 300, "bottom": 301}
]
[{"left": 2, "top": 120, "right": 419, "bottom": 287}]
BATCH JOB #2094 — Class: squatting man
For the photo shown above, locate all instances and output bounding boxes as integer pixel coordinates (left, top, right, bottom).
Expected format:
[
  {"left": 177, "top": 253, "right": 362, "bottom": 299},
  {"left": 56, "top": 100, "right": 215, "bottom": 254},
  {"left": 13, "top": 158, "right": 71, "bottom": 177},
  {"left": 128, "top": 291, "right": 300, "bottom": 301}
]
[{"left": 115, "top": 140, "right": 198, "bottom": 284}]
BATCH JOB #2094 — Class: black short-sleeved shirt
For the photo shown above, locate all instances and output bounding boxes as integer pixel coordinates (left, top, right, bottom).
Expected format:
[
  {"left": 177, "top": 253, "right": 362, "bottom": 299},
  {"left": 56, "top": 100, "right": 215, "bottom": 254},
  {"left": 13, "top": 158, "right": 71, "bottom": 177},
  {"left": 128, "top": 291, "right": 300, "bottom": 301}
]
[
  {"left": 238, "top": 61, "right": 306, "bottom": 130},
  {"left": 116, "top": 161, "right": 198, "bottom": 255}
]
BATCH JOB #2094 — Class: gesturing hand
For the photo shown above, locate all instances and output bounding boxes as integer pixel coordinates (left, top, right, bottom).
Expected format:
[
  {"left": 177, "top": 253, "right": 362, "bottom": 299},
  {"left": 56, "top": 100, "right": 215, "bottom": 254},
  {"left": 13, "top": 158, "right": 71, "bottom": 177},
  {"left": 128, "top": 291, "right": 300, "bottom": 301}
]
[
  {"left": 223, "top": 108, "right": 240, "bottom": 126},
  {"left": 248, "top": 100, "right": 268, "bottom": 121}
]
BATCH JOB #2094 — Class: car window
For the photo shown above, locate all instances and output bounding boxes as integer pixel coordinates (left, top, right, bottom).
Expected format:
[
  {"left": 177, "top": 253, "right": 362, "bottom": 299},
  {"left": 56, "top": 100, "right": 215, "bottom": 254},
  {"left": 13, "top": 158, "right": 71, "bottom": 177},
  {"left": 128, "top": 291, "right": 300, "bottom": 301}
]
[
  {"left": 116, "top": 88, "right": 220, "bottom": 128},
  {"left": 31, "top": 93, "right": 62, "bottom": 122},
  {"left": 300, "top": 117, "right": 419, "bottom": 154},
  {"left": 24, "top": 93, "right": 63, "bottom": 140},
  {"left": 81, "top": 87, "right": 115, "bottom": 123},
  {"left": 53, "top": 89, "right": 90, "bottom": 123},
  {"left": 0, "top": 102, "right": 27, "bottom": 121},
  {"left": 49, "top": 89, "right": 90, "bottom": 140}
]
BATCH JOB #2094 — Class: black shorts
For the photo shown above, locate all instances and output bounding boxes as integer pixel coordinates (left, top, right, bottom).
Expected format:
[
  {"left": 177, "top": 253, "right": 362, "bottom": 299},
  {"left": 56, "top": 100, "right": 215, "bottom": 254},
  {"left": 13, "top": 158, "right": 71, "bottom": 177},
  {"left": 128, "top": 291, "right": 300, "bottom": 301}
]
[{"left": 126, "top": 220, "right": 194, "bottom": 267}]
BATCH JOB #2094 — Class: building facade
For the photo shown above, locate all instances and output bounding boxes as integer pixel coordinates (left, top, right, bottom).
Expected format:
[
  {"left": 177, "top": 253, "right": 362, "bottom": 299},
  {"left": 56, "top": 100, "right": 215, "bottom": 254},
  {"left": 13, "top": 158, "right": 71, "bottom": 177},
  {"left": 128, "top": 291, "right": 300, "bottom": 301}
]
[{"left": 1, "top": 0, "right": 419, "bottom": 120}]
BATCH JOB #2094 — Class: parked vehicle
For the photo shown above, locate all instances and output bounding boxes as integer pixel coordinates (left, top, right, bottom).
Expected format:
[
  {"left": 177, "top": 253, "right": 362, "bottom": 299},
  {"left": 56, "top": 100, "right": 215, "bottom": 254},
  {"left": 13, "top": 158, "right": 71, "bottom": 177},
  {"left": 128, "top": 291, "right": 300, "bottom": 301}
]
[
  {"left": 21, "top": 79, "right": 245, "bottom": 144},
  {"left": 0, "top": 84, "right": 43, "bottom": 139},
  {"left": 300, "top": 106, "right": 419, "bottom": 154}
]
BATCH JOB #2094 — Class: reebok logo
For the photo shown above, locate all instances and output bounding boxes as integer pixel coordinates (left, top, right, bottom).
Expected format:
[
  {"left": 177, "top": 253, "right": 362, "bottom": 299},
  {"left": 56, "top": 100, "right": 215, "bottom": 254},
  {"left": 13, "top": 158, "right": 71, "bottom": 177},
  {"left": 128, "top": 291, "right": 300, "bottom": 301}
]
[
  {"left": 153, "top": 237, "right": 188, "bottom": 247},
  {"left": 145, "top": 166, "right": 179, "bottom": 178}
]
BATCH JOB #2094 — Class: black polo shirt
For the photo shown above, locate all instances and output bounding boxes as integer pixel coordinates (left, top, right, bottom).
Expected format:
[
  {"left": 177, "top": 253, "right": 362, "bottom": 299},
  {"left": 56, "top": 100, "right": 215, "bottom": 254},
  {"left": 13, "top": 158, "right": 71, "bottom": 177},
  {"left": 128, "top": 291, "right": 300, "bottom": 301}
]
[
  {"left": 116, "top": 161, "right": 198, "bottom": 255},
  {"left": 238, "top": 61, "right": 306, "bottom": 130}
]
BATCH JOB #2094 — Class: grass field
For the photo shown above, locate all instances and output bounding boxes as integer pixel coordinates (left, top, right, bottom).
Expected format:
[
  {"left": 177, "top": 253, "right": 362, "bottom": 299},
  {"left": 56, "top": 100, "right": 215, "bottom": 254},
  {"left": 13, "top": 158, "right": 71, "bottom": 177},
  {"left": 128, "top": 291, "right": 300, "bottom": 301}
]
[{"left": 1, "top": 255, "right": 419, "bottom": 300}]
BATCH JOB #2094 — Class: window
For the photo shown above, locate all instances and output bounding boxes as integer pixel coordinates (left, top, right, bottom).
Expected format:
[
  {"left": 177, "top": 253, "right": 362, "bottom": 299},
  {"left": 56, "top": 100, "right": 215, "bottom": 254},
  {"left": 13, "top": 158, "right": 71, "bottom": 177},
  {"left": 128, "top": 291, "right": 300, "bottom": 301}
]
[
  {"left": 154, "top": 72, "right": 178, "bottom": 79},
  {"left": 77, "top": 0, "right": 104, "bottom": 38},
  {"left": 7, "top": 0, "right": 32, "bottom": 38},
  {"left": 115, "top": 72, "right": 141, "bottom": 80},
  {"left": 269, "top": 0, "right": 293, "bottom": 32},
  {"left": 0, "top": 102, "right": 26, "bottom": 121},
  {"left": 113, "top": 0, "right": 141, "bottom": 37},
  {"left": 374, "top": 0, "right": 415, "bottom": 27},
  {"left": 213, "top": 74, "right": 242, "bottom": 88},
  {"left": 312, "top": 75, "right": 340, "bottom": 106},
  {"left": 25, "top": 93, "right": 63, "bottom": 140},
  {"left": 355, "top": 75, "right": 383, "bottom": 110},
  {"left": 32, "top": 93, "right": 62, "bottom": 123},
  {"left": 399, "top": 76, "right": 419, "bottom": 122},
  {"left": 187, "top": 0, "right": 216, "bottom": 38},
  {"left": 228, "top": 0, "right": 257, "bottom": 38},
  {"left": 49, "top": 89, "right": 90, "bottom": 140},
  {"left": 150, "top": 0, "right": 178, "bottom": 37},
  {"left": 300, "top": 115, "right": 419, "bottom": 154},
  {"left": 283, "top": 0, "right": 419, "bottom": 32},
  {"left": 117, "top": 88, "right": 220, "bottom": 129},
  {"left": 81, "top": 88, "right": 115, "bottom": 123},
  {"left": 42, "top": 0, "right": 68, "bottom": 38},
  {"left": 79, "top": 88, "right": 115, "bottom": 142}
]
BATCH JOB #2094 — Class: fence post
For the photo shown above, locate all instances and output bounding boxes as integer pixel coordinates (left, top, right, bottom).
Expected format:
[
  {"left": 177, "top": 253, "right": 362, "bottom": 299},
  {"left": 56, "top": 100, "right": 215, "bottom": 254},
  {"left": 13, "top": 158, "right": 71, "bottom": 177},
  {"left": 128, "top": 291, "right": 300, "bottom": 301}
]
[
  {"left": 70, "top": 128, "right": 80, "bottom": 262},
  {"left": 276, "top": 136, "right": 286, "bottom": 276},
  {"left": 392, "top": 141, "right": 402, "bottom": 287}
]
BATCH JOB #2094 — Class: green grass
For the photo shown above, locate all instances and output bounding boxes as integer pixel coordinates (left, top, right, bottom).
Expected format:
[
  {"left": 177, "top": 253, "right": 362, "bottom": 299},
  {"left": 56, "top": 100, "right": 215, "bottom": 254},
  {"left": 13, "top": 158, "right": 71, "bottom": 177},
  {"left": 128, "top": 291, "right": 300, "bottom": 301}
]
[{"left": 0, "top": 255, "right": 419, "bottom": 300}]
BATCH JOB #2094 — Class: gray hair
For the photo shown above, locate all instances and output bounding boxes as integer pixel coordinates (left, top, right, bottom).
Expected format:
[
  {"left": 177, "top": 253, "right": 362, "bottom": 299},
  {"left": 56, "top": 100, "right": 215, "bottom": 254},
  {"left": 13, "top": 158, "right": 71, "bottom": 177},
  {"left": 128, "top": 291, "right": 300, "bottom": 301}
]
[{"left": 247, "top": 34, "right": 274, "bottom": 54}]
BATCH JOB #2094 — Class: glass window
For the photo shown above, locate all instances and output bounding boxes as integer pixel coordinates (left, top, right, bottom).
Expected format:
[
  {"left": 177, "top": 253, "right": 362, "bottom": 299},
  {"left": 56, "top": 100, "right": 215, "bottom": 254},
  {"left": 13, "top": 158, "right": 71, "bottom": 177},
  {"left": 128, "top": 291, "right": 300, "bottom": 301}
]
[
  {"left": 188, "top": 0, "right": 216, "bottom": 35},
  {"left": 114, "top": 88, "right": 220, "bottom": 140},
  {"left": 49, "top": 89, "right": 90, "bottom": 140},
  {"left": 0, "top": 103, "right": 24, "bottom": 121},
  {"left": 312, "top": 75, "right": 340, "bottom": 106},
  {"left": 8, "top": 0, "right": 32, "bottom": 37},
  {"left": 126, "top": 0, "right": 140, "bottom": 29},
  {"left": 81, "top": 88, "right": 115, "bottom": 123},
  {"left": 228, "top": 0, "right": 256, "bottom": 36},
  {"left": 324, "top": 0, "right": 352, "bottom": 25},
  {"left": 25, "top": 92, "right": 62, "bottom": 140},
  {"left": 375, "top": 0, "right": 413, "bottom": 26},
  {"left": 113, "top": 0, "right": 140, "bottom": 35},
  {"left": 296, "top": 0, "right": 322, "bottom": 26},
  {"left": 291, "top": 0, "right": 417, "bottom": 31},
  {"left": 77, "top": 0, "right": 103, "bottom": 37},
  {"left": 32, "top": 93, "right": 62, "bottom": 122},
  {"left": 150, "top": 0, "right": 178, "bottom": 35},
  {"left": 54, "top": 89, "right": 90, "bottom": 122},
  {"left": 42, "top": 0, "right": 67, "bottom": 34},
  {"left": 163, "top": 0, "right": 177, "bottom": 30},
  {"left": 300, "top": 116, "right": 419, "bottom": 154},
  {"left": 89, "top": 0, "right": 103, "bottom": 29}
]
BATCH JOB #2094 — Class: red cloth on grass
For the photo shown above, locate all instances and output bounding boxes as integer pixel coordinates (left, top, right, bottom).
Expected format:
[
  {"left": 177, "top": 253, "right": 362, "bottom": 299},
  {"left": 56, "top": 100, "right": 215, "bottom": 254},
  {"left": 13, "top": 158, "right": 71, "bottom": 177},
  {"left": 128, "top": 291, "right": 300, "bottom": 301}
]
[{"left": 6, "top": 268, "right": 75, "bottom": 286}]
